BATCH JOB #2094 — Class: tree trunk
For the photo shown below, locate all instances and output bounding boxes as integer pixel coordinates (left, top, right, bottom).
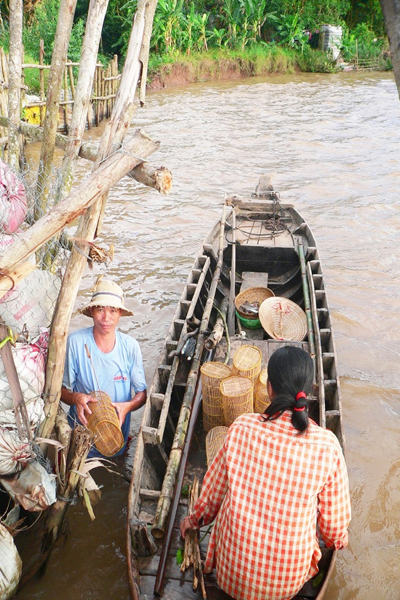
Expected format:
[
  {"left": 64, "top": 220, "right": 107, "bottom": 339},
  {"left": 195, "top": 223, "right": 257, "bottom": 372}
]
[
  {"left": 34, "top": 0, "right": 77, "bottom": 222},
  {"left": 8, "top": 0, "right": 23, "bottom": 171},
  {"left": 380, "top": 0, "right": 400, "bottom": 98}
]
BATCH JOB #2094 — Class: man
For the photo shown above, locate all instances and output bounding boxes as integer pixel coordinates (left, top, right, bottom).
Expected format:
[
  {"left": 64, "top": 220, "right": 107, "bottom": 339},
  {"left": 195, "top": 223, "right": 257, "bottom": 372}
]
[{"left": 61, "top": 279, "right": 147, "bottom": 457}]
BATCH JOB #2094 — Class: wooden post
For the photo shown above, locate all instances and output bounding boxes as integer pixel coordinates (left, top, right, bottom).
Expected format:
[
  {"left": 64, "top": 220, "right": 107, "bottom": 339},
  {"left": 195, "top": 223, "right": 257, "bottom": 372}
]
[
  {"left": 111, "top": 54, "right": 118, "bottom": 113},
  {"left": 34, "top": 0, "right": 78, "bottom": 223},
  {"left": 8, "top": 0, "right": 24, "bottom": 171},
  {"left": 95, "top": 65, "right": 100, "bottom": 126},
  {"left": 63, "top": 66, "right": 68, "bottom": 132},
  {"left": 39, "top": 40, "right": 45, "bottom": 127},
  {"left": 53, "top": 0, "right": 109, "bottom": 205},
  {"left": 139, "top": 0, "right": 158, "bottom": 106},
  {"left": 94, "top": 2, "right": 146, "bottom": 237}
]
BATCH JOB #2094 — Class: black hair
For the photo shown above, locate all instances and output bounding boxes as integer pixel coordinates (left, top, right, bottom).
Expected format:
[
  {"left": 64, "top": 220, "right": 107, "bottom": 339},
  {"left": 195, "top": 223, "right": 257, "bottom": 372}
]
[{"left": 262, "top": 345, "right": 314, "bottom": 433}]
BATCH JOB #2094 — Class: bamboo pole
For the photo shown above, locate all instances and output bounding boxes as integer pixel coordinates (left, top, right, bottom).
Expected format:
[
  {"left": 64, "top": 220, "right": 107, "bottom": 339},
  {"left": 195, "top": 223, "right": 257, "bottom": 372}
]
[
  {"left": 39, "top": 40, "right": 45, "bottom": 127},
  {"left": 34, "top": 0, "right": 78, "bottom": 222},
  {"left": 298, "top": 240, "right": 316, "bottom": 360},
  {"left": 138, "top": 0, "right": 158, "bottom": 106},
  {"left": 227, "top": 206, "right": 236, "bottom": 335},
  {"left": 95, "top": 66, "right": 100, "bottom": 126},
  {"left": 152, "top": 203, "right": 226, "bottom": 540},
  {"left": 8, "top": 0, "right": 24, "bottom": 171}
]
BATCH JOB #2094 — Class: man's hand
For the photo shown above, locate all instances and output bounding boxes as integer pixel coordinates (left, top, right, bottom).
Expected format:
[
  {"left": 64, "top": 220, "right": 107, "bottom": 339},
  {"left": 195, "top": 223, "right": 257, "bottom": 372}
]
[
  {"left": 61, "top": 387, "right": 97, "bottom": 427},
  {"left": 74, "top": 392, "right": 98, "bottom": 426},
  {"left": 112, "top": 401, "right": 132, "bottom": 426}
]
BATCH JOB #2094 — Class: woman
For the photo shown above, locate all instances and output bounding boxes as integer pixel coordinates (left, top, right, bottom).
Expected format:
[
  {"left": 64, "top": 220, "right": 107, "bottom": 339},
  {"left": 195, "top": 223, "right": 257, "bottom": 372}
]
[{"left": 180, "top": 346, "right": 351, "bottom": 600}]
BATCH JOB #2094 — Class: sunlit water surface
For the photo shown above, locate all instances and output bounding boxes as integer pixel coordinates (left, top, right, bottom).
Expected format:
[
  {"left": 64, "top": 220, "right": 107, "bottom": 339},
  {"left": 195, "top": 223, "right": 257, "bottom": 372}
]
[{"left": 18, "top": 71, "right": 400, "bottom": 600}]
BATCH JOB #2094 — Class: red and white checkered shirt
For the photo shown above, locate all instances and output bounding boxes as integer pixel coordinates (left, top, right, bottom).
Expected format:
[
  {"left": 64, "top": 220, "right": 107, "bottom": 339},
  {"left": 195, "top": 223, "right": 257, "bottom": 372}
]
[{"left": 188, "top": 411, "right": 351, "bottom": 600}]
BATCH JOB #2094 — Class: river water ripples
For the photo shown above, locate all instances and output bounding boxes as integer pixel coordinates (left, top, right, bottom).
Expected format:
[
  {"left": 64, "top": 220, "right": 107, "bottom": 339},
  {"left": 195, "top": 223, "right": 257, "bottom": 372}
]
[{"left": 19, "top": 71, "right": 400, "bottom": 600}]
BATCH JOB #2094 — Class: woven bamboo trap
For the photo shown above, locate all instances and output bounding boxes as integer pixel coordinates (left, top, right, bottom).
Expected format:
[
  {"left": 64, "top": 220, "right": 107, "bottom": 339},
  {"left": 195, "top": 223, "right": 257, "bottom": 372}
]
[
  {"left": 259, "top": 297, "right": 307, "bottom": 342},
  {"left": 254, "top": 368, "right": 271, "bottom": 414},
  {"left": 201, "top": 361, "right": 232, "bottom": 431},
  {"left": 234, "top": 287, "right": 274, "bottom": 319},
  {"left": 220, "top": 376, "right": 253, "bottom": 427},
  {"left": 205, "top": 426, "right": 228, "bottom": 466},
  {"left": 86, "top": 390, "right": 124, "bottom": 457},
  {"left": 232, "top": 344, "right": 262, "bottom": 383}
]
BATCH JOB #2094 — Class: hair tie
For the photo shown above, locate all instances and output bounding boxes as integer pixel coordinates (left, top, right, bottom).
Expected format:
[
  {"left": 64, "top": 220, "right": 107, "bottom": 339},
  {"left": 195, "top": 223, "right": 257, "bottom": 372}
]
[{"left": 294, "top": 391, "right": 307, "bottom": 412}]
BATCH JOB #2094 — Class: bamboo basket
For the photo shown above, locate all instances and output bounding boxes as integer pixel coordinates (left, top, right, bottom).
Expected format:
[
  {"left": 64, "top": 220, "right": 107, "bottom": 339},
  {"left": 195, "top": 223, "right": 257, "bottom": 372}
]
[
  {"left": 201, "top": 362, "right": 232, "bottom": 432},
  {"left": 259, "top": 297, "right": 307, "bottom": 341},
  {"left": 205, "top": 426, "right": 228, "bottom": 466},
  {"left": 220, "top": 376, "right": 253, "bottom": 427},
  {"left": 254, "top": 368, "right": 271, "bottom": 414},
  {"left": 86, "top": 390, "right": 124, "bottom": 457},
  {"left": 231, "top": 345, "right": 262, "bottom": 383},
  {"left": 234, "top": 287, "right": 274, "bottom": 319}
]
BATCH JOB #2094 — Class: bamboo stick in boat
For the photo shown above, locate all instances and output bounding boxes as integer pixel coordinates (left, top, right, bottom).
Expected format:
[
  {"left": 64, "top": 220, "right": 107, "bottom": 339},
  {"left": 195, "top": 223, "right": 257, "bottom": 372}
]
[
  {"left": 298, "top": 240, "right": 316, "bottom": 360},
  {"left": 227, "top": 207, "right": 236, "bottom": 335},
  {"left": 205, "top": 296, "right": 228, "bottom": 350}
]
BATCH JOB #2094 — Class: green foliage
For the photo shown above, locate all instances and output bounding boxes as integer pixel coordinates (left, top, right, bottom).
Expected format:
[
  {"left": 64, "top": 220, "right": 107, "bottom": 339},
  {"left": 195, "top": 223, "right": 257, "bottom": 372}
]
[
  {"left": 341, "top": 22, "right": 386, "bottom": 61},
  {"left": 296, "top": 46, "right": 338, "bottom": 72}
]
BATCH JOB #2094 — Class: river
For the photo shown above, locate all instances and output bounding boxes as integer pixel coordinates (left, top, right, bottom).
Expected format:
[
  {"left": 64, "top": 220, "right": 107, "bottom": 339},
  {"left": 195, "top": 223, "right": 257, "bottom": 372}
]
[{"left": 17, "top": 71, "right": 400, "bottom": 600}]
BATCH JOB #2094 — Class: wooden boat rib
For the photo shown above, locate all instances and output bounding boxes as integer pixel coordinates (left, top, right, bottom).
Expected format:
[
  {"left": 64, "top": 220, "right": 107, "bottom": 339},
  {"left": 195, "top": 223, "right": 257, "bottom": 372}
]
[{"left": 127, "top": 183, "right": 344, "bottom": 600}]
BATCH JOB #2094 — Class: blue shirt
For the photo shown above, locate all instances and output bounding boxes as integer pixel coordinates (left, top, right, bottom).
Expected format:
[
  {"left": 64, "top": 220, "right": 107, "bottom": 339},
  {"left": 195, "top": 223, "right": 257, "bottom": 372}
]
[{"left": 62, "top": 327, "right": 146, "bottom": 457}]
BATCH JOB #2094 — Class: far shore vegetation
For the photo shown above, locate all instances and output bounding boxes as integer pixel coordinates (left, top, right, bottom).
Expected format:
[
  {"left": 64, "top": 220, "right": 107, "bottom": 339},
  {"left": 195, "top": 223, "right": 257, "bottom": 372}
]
[{"left": 0, "top": 0, "right": 392, "bottom": 93}]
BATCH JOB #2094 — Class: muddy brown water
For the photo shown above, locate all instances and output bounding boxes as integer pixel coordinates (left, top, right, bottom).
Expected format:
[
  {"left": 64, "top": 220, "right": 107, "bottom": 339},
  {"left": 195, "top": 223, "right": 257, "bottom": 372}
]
[{"left": 17, "top": 71, "right": 400, "bottom": 600}]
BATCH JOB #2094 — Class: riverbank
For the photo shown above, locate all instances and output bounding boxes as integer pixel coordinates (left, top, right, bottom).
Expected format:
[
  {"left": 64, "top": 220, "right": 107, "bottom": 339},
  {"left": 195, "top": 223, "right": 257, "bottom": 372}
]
[
  {"left": 147, "top": 47, "right": 318, "bottom": 90},
  {"left": 146, "top": 46, "right": 391, "bottom": 90}
]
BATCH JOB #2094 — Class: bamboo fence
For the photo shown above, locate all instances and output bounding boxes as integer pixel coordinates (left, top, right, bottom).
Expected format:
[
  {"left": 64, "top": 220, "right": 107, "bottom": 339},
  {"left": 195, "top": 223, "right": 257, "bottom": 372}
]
[{"left": 0, "top": 45, "right": 120, "bottom": 136}]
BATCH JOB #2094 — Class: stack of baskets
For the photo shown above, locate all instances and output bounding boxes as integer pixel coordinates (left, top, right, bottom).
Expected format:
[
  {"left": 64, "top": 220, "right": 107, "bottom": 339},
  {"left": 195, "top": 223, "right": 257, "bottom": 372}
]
[
  {"left": 86, "top": 390, "right": 124, "bottom": 457},
  {"left": 201, "top": 361, "right": 232, "bottom": 432},
  {"left": 202, "top": 346, "right": 271, "bottom": 465}
]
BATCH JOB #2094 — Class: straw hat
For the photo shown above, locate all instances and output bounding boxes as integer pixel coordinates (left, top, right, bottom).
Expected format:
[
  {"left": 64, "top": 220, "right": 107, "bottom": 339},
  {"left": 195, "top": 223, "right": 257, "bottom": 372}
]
[{"left": 81, "top": 279, "right": 133, "bottom": 317}]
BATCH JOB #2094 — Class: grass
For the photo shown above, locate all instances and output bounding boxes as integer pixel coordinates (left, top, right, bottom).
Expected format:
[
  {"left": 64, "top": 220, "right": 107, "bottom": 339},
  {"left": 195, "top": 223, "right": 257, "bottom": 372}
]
[{"left": 146, "top": 44, "right": 340, "bottom": 86}]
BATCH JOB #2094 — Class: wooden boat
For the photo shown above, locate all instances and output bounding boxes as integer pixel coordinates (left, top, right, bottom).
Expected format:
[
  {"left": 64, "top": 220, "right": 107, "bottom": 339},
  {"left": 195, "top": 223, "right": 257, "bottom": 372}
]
[{"left": 127, "top": 180, "right": 344, "bottom": 600}]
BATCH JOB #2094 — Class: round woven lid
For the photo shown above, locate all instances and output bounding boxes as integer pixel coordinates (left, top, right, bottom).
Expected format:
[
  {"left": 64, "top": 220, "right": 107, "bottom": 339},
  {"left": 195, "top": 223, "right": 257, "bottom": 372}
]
[
  {"left": 220, "top": 376, "right": 253, "bottom": 397},
  {"left": 259, "top": 297, "right": 307, "bottom": 341},
  {"left": 233, "top": 345, "right": 262, "bottom": 371},
  {"left": 201, "top": 361, "right": 232, "bottom": 378}
]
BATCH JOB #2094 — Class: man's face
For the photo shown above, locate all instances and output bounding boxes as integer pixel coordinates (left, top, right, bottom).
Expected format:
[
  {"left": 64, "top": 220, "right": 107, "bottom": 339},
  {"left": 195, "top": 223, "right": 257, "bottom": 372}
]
[{"left": 90, "top": 305, "right": 122, "bottom": 334}]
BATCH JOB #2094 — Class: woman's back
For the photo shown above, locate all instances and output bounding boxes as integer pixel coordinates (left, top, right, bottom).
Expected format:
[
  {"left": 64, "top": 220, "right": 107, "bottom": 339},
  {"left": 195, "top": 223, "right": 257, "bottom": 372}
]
[{"left": 209, "top": 412, "right": 349, "bottom": 600}]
